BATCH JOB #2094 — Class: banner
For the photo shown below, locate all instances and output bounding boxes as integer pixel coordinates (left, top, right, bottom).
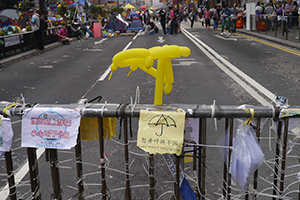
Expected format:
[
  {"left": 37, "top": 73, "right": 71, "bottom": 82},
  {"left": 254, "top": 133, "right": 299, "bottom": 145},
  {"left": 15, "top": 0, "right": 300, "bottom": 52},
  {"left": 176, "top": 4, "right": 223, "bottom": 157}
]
[
  {"left": 0, "top": 115, "right": 14, "bottom": 158},
  {"left": 21, "top": 108, "right": 81, "bottom": 149},
  {"left": 137, "top": 110, "right": 185, "bottom": 156}
]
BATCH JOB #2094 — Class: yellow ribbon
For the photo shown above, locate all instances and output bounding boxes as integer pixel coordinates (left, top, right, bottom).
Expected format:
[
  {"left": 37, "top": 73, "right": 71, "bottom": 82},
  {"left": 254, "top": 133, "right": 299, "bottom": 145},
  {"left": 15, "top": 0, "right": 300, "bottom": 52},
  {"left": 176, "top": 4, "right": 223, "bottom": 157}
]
[
  {"left": 2, "top": 103, "right": 19, "bottom": 116},
  {"left": 242, "top": 108, "right": 254, "bottom": 126}
]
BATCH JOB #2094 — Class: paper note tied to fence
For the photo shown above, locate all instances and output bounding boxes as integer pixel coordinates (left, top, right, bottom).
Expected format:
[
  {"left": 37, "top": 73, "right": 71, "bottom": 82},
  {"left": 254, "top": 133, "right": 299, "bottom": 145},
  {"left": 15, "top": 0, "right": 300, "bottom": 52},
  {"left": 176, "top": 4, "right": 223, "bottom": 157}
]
[
  {"left": 137, "top": 110, "right": 185, "bottom": 156},
  {"left": 80, "top": 117, "right": 116, "bottom": 141}
]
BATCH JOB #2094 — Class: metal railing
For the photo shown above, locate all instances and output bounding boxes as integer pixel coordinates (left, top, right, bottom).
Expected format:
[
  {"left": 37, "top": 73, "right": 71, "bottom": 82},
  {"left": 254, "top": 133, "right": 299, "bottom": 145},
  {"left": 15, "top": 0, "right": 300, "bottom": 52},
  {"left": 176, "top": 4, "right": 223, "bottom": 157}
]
[
  {"left": 0, "top": 101, "right": 299, "bottom": 199},
  {"left": 250, "top": 14, "right": 300, "bottom": 43}
]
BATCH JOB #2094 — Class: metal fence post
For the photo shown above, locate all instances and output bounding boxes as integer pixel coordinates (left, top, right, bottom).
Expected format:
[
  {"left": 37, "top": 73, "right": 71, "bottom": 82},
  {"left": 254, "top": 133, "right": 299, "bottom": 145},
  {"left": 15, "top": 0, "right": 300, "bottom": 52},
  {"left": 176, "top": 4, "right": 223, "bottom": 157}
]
[
  {"left": 273, "top": 120, "right": 282, "bottom": 199},
  {"left": 149, "top": 154, "right": 155, "bottom": 200},
  {"left": 49, "top": 149, "right": 62, "bottom": 200},
  {"left": 227, "top": 118, "right": 234, "bottom": 200},
  {"left": 279, "top": 118, "right": 289, "bottom": 197},
  {"left": 123, "top": 118, "right": 132, "bottom": 200},
  {"left": 223, "top": 118, "right": 229, "bottom": 199},
  {"left": 27, "top": 148, "right": 42, "bottom": 200},
  {"left": 5, "top": 151, "right": 17, "bottom": 200},
  {"left": 201, "top": 118, "right": 206, "bottom": 200},
  {"left": 98, "top": 117, "right": 107, "bottom": 200},
  {"left": 75, "top": 130, "right": 84, "bottom": 200},
  {"left": 253, "top": 118, "right": 261, "bottom": 199},
  {"left": 198, "top": 118, "right": 202, "bottom": 197}
]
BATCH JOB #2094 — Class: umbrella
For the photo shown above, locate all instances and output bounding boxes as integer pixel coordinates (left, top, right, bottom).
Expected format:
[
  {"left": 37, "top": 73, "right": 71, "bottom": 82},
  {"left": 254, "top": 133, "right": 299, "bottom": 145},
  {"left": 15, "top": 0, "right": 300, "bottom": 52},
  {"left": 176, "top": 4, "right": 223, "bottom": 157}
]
[
  {"left": 0, "top": 9, "right": 19, "bottom": 20},
  {"left": 140, "top": 5, "right": 147, "bottom": 10},
  {"left": 148, "top": 114, "right": 177, "bottom": 136},
  {"left": 125, "top": 3, "right": 136, "bottom": 9}
]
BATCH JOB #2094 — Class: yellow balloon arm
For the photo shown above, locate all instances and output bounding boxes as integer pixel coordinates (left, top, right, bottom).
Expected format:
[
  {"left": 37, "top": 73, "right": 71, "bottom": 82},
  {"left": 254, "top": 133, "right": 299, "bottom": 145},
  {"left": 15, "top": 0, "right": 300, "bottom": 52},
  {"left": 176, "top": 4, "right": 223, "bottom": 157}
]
[
  {"left": 139, "top": 64, "right": 157, "bottom": 78},
  {"left": 127, "top": 70, "right": 132, "bottom": 77},
  {"left": 108, "top": 71, "right": 113, "bottom": 80}
]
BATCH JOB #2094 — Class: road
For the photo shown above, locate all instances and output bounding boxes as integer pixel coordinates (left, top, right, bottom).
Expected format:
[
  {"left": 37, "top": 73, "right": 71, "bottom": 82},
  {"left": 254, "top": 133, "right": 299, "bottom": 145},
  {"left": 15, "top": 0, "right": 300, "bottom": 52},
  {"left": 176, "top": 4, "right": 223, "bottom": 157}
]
[{"left": 0, "top": 20, "right": 300, "bottom": 199}]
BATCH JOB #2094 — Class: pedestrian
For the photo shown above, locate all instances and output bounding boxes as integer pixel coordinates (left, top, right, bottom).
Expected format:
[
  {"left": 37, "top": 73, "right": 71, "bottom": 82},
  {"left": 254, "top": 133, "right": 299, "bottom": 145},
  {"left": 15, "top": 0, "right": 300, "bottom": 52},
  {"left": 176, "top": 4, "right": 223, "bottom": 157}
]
[
  {"left": 57, "top": 24, "right": 72, "bottom": 44},
  {"left": 284, "top": 0, "right": 293, "bottom": 29},
  {"left": 221, "top": 4, "right": 231, "bottom": 35},
  {"left": 175, "top": 9, "right": 183, "bottom": 33},
  {"left": 204, "top": 7, "right": 211, "bottom": 31},
  {"left": 291, "top": 1, "right": 298, "bottom": 28},
  {"left": 188, "top": 7, "right": 197, "bottom": 31},
  {"left": 213, "top": 6, "right": 219, "bottom": 35},
  {"left": 265, "top": 2, "right": 274, "bottom": 30},
  {"left": 273, "top": 3, "right": 283, "bottom": 33},
  {"left": 159, "top": 8, "right": 166, "bottom": 35},
  {"left": 231, "top": 4, "right": 238, "bottom": 33},
  {"left": 29, "top": 9, "right": 44, "bottom": 51}
]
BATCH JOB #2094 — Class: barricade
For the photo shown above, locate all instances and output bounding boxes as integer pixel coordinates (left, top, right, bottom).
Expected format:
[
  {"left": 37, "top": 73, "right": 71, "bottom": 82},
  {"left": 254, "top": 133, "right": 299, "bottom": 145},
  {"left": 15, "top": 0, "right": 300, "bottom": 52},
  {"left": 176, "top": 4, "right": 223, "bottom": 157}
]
[{"left": 0, "top": 101, "right": 300, "bottom": 199}]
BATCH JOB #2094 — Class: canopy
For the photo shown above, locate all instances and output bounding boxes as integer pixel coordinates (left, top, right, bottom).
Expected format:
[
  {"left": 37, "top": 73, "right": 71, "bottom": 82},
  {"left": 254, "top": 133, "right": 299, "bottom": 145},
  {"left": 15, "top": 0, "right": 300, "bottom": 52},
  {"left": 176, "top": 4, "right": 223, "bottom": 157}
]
[
  {"left": 124, "top": 3, "right": 136, "bottom": 9},
  {"left": 140, "top": 5, "right": 147, "bottom": 10},
  {"left": 0, "top": 9, "right": 19, "bottom": 19}
]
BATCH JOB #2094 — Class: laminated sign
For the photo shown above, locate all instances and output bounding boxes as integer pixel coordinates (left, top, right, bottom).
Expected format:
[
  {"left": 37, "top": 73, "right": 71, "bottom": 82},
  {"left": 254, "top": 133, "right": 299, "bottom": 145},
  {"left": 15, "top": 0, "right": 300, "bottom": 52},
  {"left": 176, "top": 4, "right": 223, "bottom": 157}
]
[
  {"left": 137, "top": 110, "right": 185, "bottom": 156},
  {"left": 0, "top": 115, "right": 14, "bottom": 158},
  {"left": 21, "top": 107, "right": 81, "bottom": 149}
]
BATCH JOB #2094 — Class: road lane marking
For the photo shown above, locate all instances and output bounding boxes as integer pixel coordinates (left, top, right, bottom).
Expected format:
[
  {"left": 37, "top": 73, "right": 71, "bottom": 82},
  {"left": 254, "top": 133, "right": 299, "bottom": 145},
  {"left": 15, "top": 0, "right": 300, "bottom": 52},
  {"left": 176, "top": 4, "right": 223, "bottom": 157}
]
[
  {"left": 39, "top": 65, "right": 54, "bottom": 68},
  {"left": 83, "top": 49, "right": 103, "bottom": 52},
  {"left": 182, "top": 28, "right": 274, "bottom": 105},
  {"left": 233, "top": 32, "right": 300, "bottom": 56},
  {"left": 94, "top": 38, "right": 108, "bottom": 45},
  {"left": 214, "top": 35, "right": 238, "bottom": 41}
]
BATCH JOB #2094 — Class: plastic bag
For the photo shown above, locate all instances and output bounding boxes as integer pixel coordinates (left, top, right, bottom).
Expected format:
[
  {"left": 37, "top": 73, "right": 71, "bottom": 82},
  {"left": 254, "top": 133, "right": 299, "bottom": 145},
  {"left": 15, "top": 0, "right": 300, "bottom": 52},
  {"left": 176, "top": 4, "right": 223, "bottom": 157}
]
[{"left": 217, "top": 120, "right": 265, "bottom": 192}]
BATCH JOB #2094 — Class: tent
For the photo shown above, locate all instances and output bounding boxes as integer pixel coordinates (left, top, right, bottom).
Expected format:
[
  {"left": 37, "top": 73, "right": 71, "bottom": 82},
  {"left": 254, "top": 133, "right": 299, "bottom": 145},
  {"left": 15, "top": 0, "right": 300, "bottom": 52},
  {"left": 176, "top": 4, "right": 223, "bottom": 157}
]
[
  {"left": 124, "top": 3, "right": 136, "bottom": 9},
  {"left": 0, "top": 9, "right": 19, "bottom": 20},
  {"left": 0, "top": 15, "right": 17, "bottom": 28},
  {"left": 127, "top": 18, "right": 143, "bottom": 30},
  {"left": 140, "top": 5, "right": 147, "bottom": 10},
  {"left": 104, "top": 18, "right": 127, "bottom": 31},
  {"left": 130, "top": 11, "right": 139, "bottom": 18}
]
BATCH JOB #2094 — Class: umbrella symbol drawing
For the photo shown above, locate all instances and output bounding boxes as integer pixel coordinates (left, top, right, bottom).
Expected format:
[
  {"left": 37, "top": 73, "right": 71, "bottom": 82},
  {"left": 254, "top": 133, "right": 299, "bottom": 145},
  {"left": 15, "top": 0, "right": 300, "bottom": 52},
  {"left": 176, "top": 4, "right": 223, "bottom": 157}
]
[{"left": 148, "top": 114, "right": 177, "bottom": 136}]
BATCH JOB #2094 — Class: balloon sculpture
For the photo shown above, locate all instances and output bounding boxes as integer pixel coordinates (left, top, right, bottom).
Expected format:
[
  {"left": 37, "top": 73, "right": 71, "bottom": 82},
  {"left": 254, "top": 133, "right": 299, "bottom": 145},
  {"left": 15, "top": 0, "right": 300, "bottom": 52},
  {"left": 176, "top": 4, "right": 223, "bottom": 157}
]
[{"left": 109, "top": 45, "right": 191, "bottom": 105}]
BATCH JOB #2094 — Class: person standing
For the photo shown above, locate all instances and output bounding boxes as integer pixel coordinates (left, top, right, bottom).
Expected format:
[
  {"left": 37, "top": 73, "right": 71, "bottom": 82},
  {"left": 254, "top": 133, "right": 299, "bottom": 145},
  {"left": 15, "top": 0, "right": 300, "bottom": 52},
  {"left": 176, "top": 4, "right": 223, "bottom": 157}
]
[
  {"left": 189, "top": 7, "right": 197, "bottom": 31},
  {"left": 231, "top": 4, "right": 238, "bottom": 33},
  {"left": 204, "top": 7, "right": 211, "bottom": 31},
  {"left": 213, "top": 6, "right": 219, "bottom": 35},
  {"left": 221, "top": 5, "right": 231, "bottom": 35},
  {"left": 283, "top": 0, "right": 293, "bottom": 29},
  {"left": 29, "top": 9, "right": 44, "bottom": 51},
  {"left": 159, "top": 8, "right": 166, "bottom": 35},
  {"left": 170, "top": 7, "right": 177, "bottom": 35}
]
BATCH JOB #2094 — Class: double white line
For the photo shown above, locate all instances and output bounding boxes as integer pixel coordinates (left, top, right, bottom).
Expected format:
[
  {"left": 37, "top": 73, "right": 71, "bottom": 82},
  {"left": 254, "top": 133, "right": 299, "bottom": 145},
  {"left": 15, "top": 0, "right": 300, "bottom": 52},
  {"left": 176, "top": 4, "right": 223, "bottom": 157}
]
[{"left": 181, "top": 28, "right": 275, "bottom": 106}]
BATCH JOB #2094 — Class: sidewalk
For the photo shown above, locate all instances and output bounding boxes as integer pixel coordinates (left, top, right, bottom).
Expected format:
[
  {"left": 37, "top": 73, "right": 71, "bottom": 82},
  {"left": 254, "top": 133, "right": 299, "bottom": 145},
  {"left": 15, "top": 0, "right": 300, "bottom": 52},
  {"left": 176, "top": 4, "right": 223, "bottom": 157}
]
[{"left": 181, "top": 20, "right": 300, "bottom": 50}]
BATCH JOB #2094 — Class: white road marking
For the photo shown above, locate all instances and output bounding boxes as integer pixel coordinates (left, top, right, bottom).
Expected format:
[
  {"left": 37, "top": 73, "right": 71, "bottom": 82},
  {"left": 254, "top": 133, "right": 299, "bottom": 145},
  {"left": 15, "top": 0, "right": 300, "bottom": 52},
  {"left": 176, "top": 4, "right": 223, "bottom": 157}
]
[
  {"left": 94, "top": 38, "right": 108, "bottom": 45},
  {"left": 182, "top": 28, "right": 275, "bottom": 105},
  {"left": 157, "top": 36, "right": 165, "bottom": 43},
  {"left": 83, "top": 49, "right": 103, "bottom": 52},
  {"left": 215, "top": 35, "right": 238, "bottom": 41},
  {"left": 63, "top": 55, "right": 70, "bottom": 57},
  {"left": 133, "top": 30, "right": 142, "bottom": 40},
  {"left": 39, "top": 65, "right": 54, "bottom": 68},
  {"left": 98, "top": 67, "right": 112, "bottom": 81}
]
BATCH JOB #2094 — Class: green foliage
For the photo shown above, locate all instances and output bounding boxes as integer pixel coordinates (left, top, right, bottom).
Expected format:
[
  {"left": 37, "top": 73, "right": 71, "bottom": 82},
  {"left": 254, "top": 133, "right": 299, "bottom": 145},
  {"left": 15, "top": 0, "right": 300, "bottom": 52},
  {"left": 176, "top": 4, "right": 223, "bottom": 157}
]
[
  {"left": 14, "top": 0, "right": 34, "bottom": 12},
  {"left": 69, "top": 6, "right": 76, "bottom": 18},
  {"left": 57, "top": 2, "right": 68, "bottom": 17},
  {"left": 0, "top": 29, "right": 8, "bottom": 36}
]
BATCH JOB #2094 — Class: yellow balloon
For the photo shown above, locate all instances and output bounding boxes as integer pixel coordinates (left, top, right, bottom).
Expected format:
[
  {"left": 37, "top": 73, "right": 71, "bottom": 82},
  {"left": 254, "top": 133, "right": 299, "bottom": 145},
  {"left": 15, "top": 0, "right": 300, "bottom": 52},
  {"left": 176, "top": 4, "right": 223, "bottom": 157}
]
[
  {"left": 112, "top": 49, "right": 150, "bottom": 65},
  {"left": 180, "top": 47, "right": 191, "bottom": 57},
  {"left": 130, "top": 65, "right": 138, "bottom": 71},
  {"left": 165, "top": 59, "right": 174, "bottom": 84},
  {"left": 110, "top": 63, "right": 118, "bottom": 71},
  {"left": 164, "top": 83, "right": 173, "bottom": 95},
  {"left": 145, "top": 56, "right": 154, "bottom": 69},
  {"left": 118, "top": 58, "right": 146, "bottom": 67}
]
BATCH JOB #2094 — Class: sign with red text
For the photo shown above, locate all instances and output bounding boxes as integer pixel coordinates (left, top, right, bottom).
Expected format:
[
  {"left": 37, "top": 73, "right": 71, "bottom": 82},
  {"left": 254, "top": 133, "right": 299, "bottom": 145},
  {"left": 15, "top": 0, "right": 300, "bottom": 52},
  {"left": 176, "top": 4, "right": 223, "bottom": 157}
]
[{"left": 21, "top": 107, "right": 81, "bottom": 149}]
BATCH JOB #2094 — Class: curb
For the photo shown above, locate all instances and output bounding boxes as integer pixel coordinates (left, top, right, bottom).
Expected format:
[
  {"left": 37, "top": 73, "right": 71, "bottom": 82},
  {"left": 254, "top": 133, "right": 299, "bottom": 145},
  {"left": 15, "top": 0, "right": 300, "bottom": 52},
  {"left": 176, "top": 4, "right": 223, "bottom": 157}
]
[{"left": 0, "top": 42, "right": 63, "bottom": 68}]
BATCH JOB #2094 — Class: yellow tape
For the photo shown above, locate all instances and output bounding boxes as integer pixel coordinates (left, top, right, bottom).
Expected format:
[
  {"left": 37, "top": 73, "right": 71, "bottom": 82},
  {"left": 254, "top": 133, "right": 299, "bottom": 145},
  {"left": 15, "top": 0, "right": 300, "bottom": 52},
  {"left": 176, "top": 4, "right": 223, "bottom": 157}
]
[
  {"left": 242, "top": 108, "right": 254, "bottom": 126},
  {"left": 2, "top": 102, "right": 19, "bottom": 116}
]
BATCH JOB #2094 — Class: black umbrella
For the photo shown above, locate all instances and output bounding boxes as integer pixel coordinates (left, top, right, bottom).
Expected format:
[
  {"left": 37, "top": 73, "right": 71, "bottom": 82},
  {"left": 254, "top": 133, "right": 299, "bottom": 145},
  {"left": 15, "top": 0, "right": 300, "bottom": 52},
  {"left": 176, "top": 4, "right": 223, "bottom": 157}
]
[{"left": 148, "top": 114, "right": 177, "bottom": 136}]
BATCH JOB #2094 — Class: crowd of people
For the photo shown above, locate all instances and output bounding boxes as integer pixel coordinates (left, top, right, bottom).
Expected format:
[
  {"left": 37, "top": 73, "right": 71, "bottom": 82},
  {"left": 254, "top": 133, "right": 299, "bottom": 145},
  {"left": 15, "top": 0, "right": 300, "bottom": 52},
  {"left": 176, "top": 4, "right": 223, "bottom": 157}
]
[{"left": 131, "top": 0, "right": 300, "bottom": 36}]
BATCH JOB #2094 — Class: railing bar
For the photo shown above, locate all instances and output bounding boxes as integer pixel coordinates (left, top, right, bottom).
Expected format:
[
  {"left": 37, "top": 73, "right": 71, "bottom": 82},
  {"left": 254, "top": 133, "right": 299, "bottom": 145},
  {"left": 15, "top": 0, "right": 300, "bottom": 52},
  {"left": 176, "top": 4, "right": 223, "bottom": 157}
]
[
  {"left": 5, "top": 151, "right": 17, "bottom": 200},
  {"left": 223, "top": 118, "right": 229, "bottom": 199},
  {"left": 227, "top": 118, "right": 234, "bottom": 200},
  {"left": 49, "top": 149, "right": 62, "bottom": 200},
  {"left": 27, "top": 148, "right": 41, "bottom": 200},
  {"left": 124, "top": 118, "right": 132, "bottom": 199},
  {"left": 273, "top": 120, "right": 283, "bottom": 200},
  {"left": 98, "top": 117, "right": 107, "bottom": 200},
  {"left": 198, "top": 118, "right": 202, "bottom": 197},
  {"left": 201, "top": 118, "right": 207, "bottom": 200},
  {"left": 253, "top": 118, "right": 261, "bottom": 200},
  {"left": 279, "top": 118, "right": 289, "bottom": 196},
  {"left": 75, "top": 129, "right": 84, "bottom": 200}
]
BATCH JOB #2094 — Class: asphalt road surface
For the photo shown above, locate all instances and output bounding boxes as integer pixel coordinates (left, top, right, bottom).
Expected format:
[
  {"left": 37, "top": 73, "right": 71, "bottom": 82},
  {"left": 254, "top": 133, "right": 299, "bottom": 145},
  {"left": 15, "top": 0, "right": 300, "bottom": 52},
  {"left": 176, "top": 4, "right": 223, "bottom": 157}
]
[{"left": 0, "top": 20, "right": 300, "bottom": 199}]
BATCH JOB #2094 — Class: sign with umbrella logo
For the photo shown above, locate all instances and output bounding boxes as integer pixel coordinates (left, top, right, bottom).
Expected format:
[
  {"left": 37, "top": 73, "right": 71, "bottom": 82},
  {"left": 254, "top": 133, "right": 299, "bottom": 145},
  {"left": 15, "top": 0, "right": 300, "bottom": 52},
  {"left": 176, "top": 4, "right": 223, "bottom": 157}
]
[{"left": 137, "top": 110, "right": 185, "bottom": 156}]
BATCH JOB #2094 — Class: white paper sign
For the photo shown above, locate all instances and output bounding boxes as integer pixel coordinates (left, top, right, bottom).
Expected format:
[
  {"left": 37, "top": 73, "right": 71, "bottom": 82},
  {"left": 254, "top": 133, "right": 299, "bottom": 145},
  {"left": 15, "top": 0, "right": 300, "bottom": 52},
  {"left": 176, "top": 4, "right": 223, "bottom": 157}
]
[
  {"left": 0, "top": 115, "right": 14, "bottom": 157},
  {"left": 21, "top": 107, "right": 81, "bottom": 149}
]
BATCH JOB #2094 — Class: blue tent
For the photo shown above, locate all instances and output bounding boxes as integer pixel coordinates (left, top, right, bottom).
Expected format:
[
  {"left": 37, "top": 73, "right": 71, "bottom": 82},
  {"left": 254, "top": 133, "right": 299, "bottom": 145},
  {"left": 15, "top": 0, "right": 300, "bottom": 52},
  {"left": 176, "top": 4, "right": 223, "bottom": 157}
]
[
  {"left": 127, "top": 18, "right": 143, "bottom": 30},
  {"left": 104, "top": 18, "right": 127, "bottom": 31}
]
